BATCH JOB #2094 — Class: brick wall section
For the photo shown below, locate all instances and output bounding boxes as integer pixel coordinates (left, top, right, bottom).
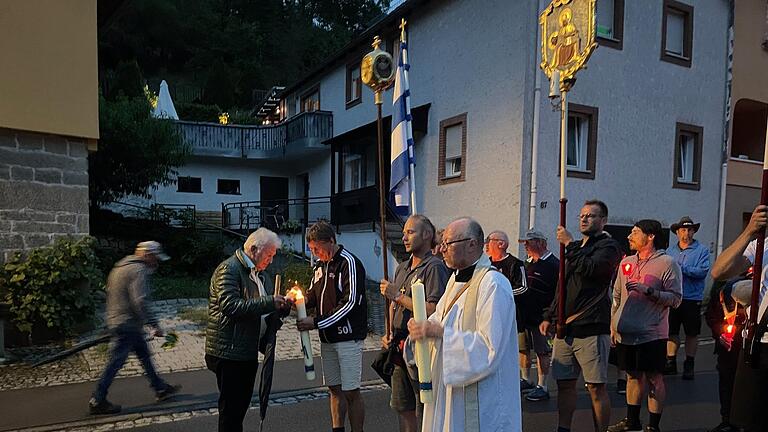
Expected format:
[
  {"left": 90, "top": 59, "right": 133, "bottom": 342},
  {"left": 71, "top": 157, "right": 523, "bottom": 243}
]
[{"left": 0, "top": 128, "right": 90, "bottom": 262}]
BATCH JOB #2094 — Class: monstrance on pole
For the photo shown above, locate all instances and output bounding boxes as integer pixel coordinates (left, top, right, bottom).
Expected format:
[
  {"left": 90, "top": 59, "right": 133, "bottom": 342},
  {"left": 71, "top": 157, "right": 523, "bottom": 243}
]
[
  {"left": 361, "top": 36, "right": 395, "bottom": 338},
  {"left": 539, "top": 0, "right": 597, "bottom": 339}
]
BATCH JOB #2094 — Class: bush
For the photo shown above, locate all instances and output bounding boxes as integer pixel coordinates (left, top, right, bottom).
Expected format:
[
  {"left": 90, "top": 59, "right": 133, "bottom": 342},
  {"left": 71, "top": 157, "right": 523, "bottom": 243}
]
[
  {"left": 275, "top": 255, "right": 313, "bottom": 294},
  {"left": 0, "top": 237, "right": 104, "bottom": 336},
  {"left": 152, "top": 274, "right": 210, "bottom": 300},
  {"left": 175, "top": 102, "right": 222, "bottom": 123},
  {"left": 228, "top": 110, "right": 261, "bottom": 125}
]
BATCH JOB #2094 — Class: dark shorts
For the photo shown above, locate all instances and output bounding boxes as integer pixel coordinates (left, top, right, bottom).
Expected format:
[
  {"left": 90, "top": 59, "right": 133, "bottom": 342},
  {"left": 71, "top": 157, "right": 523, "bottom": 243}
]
[
  {"left": 390, "top": 363, "right": 422, "bottom": 414},
  {"left": 668, "top": 299, "right": 702, "bottom": 337},
  {"left": 518, "top": 326, "right": 552, "bottom": 355},
  {"left": 614, "top": 339, "right": 667, "bottom": 373}
]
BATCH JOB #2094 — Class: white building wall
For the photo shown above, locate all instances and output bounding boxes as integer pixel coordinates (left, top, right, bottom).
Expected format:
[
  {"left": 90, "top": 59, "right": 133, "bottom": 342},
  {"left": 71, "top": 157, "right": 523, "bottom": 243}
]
[
  {"left": 532, "top": 0, "right": 729, "bottom": 256},
  {"left": 287, "top": 0, "right": 537, "bottom": 243}
]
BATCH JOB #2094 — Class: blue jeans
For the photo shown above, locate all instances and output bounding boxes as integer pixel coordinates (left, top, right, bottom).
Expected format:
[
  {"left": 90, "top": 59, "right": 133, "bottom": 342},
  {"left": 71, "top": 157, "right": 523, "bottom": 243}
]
[{"left": 92, "top": 328, "right": 166, "bottom": 402}]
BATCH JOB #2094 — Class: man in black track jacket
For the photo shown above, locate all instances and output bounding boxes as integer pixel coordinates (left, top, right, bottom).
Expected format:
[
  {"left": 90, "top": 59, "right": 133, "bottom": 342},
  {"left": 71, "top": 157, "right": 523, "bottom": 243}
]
[{"left": 299, "top": 221, "right": 368, "bottom": 432}]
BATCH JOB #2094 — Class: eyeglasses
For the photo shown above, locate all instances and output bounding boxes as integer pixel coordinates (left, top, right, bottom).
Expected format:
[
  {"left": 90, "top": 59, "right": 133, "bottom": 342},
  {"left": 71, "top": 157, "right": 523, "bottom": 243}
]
[{"left": 440, "top": 238, "right": 472, "bottom": 249}]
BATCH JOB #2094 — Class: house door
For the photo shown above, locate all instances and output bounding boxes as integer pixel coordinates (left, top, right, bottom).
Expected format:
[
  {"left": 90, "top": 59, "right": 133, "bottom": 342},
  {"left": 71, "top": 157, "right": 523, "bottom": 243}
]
[{"left": 260, "top": 176, "right": 289, "bottom": 231}]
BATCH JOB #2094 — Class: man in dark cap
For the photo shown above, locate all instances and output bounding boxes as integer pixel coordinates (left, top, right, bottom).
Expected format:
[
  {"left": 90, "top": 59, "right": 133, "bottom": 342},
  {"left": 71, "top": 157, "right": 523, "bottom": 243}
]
[{"left": 666, "top": 216, "right": 711, "bottom": 379}]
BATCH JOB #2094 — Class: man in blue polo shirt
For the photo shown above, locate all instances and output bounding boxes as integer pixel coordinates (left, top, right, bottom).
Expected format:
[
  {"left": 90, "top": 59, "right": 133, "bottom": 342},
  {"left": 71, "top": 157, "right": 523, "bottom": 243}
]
[{"left": 666, "top": 216, "right": 711, "bottom": 379}]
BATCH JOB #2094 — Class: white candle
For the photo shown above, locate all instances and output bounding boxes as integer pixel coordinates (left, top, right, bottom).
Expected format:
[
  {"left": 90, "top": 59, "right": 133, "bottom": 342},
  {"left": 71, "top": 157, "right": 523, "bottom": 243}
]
[
  {"left": 292, "top": 286, "right": 316, "bottom": 380},
  {"left": 411, "top": 280, "right": 433, "bottom": 404}
]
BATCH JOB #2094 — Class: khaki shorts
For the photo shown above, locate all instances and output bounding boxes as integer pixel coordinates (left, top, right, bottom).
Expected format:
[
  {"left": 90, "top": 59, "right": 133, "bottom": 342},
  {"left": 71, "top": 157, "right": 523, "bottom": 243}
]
[
  {"left": 321, "top": 340, "right": 364, "bottom": 391},
  {"left": 551, "top": 334, "right": 610, "bottom": 384}
]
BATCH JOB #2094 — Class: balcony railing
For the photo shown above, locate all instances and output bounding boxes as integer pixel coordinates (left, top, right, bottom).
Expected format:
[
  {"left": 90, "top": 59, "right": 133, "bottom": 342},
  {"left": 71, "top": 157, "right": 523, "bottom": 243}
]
[{"left": 175, "top": 110, "right": 333, "bottom": 158}]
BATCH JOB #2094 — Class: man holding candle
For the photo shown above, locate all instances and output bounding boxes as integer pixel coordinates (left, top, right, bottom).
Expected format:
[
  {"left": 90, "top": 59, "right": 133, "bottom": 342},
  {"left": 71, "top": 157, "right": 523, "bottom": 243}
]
[
  {"left": 408, "top": 217, "right": 521, "bottom": 431},
  {"left": 607, "top": 220, "right": 682, "bottom": 432},
  {"left": 380, "top": 214, "right": 449, "bottom": 432},
  {"left": 204, "top": 228, "right": 289, "bottom": 432},
  {"left": 711, "top": 205, "right": 768, "bottom": 432},
  {"left": 301, "top": 221, "right": 368, "bottom": 432}
]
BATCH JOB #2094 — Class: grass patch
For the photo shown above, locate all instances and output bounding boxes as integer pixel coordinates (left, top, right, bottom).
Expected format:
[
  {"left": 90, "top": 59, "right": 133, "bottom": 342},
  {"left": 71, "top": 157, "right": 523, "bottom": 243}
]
[
  {"left": 152, "top": 274, "right": 210, "bottom": 300},
  {"left": 178, "top": 307, "right": 208, "bottom": 327}
]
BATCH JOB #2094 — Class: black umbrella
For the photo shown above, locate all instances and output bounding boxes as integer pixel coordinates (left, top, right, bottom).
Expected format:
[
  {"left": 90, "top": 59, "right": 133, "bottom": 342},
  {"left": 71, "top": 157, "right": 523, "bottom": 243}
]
[{"left": 258, "top": 310, "right": 286, "bottom": 432}]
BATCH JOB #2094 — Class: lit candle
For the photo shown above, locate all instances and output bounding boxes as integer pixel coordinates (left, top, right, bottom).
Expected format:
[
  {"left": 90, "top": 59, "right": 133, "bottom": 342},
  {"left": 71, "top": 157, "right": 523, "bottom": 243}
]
[
  {"left": 289, "top": 282, "right": 316, "bottom": 380},
  {"left": 621, "top": 263, "right": 633, "bottom": 277},
  {"left": 410, "top": 279, "right": 433, "bottom": 404}
]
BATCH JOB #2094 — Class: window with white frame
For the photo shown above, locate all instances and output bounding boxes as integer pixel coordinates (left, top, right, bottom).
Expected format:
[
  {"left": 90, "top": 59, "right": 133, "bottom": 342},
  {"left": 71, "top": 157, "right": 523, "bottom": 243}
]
[
  {"left": 596, "top": 0, "right": 624, "bottom": 50},
  {"left": 564, "top": 104, "right": 598, "bottom": 179},
  {"left": 673, "top": 123, "right": 702, "bottom": 190},
  {"left": 444, "top": 125, "right": 462, "bottom": 178},
  {"left": 567, "top": 115, "right": 589, "bottom": 172},
  {"left": 597, "top": 0, "right": 615, "bottom": 38},
  {"left": 300, "top": 87, "right": 320, "bottom": 112},
  {"left": 677, "top": 134, "right": 694, "bottom": 182},
  {"left": 344, "top": 154, "right": 362, "bottom": 191},
  {"left": 346, "top": 63, "right": 362, "bottom": 107},
  {"left": 661, "top": 0, "right": 693, "bottom": 67},
  {"left": 439, "top": 113, "right": 467, "bottom": 185}
]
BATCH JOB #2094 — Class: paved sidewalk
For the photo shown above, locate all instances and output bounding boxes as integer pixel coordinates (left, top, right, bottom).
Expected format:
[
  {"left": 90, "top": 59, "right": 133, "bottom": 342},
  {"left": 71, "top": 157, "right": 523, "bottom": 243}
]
[
  {"left": 0, "top": 351, "right": 384, "bottom": 432},
  {"left": 0, "top": 299, "right": 380, "bottom": 391}
]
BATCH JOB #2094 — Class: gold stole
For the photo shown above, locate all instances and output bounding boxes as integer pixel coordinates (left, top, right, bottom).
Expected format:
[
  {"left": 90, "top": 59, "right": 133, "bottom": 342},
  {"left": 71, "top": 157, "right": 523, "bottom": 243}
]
[{"left": 441, "top": 255, "right": 493, "bottom": 432}]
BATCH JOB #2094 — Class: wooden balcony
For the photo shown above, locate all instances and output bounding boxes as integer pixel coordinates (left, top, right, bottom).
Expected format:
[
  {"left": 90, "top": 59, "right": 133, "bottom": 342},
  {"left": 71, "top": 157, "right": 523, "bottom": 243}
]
[{"left": 175, "top": 110, "right": 333, "bottom": 160}]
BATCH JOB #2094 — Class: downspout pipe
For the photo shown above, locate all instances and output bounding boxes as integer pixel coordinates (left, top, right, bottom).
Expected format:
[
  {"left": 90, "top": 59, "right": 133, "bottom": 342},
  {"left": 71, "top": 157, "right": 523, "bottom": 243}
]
[
  {"left": 716, "top": 1, "right": 735, "bottom": 255},
  {"left": 529, "top": 0, "right": 544, "bottom": 230}
]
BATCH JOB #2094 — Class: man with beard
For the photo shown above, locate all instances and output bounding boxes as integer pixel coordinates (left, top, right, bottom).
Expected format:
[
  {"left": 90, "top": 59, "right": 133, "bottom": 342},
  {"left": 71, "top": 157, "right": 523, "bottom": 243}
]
[
  {"left": 666, "top": 216, "right": 710, "bottom": 379},
  {"left": 540, "top": 200, "right": 622, "bottom": 432},
  {"left": 608, "top": 220, "right": 682, "bottom": 432},
  {"left": 380, "top": 214, "right": 450, "bottom": 431}
]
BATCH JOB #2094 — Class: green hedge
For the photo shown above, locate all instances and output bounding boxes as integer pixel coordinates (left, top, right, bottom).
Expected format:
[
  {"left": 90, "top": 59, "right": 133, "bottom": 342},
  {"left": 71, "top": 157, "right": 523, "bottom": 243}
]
[
  {"left": 0, "top": 237, "right": 104, "bottom": 336},
  {"left": 175, "top": 102, "right": 222, "bottom": 123}
]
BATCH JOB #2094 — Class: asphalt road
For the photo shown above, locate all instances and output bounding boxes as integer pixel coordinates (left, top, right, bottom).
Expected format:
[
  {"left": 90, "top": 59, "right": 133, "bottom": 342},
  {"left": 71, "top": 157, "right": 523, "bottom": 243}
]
[{"left": 134, "top": 348, "right": 725, "bottom": 432}]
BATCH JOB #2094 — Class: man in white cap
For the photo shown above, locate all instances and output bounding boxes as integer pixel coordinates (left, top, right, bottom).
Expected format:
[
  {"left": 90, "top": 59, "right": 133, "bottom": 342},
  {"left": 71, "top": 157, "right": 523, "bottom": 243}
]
[
  {"left": 89, "top": 241, "right": 180, "bottom": 415},
  {"left": 518, "top": 229, "right": 559, "bottom": 402}
]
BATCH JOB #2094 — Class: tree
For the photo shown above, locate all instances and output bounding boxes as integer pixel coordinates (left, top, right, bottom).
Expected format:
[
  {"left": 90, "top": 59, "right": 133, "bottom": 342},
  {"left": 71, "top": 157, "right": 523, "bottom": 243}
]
[
  {"left": 98, "top": 0, "right": 390, "bottom": 108},
  {"left": 89, "top": 95, "right": 190, "bottom": 205}
]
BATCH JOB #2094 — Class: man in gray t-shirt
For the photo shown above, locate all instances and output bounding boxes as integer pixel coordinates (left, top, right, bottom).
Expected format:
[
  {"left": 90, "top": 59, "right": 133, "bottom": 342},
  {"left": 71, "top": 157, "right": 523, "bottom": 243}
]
[{"left": 380, "top": 214, "right": 449, "bottom": 432}]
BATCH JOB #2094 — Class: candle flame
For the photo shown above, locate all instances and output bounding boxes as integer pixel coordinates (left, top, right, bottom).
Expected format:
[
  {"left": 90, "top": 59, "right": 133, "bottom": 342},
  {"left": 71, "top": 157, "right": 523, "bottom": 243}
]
[
  {"left": 288, "top": 287, "right": 304, "bottom": 300},
  {"left": 726, "top": 324, "right": 734, "bottom": 334},
  {"left": 621, "top": 263, "right": 633, "bottom": 276}
]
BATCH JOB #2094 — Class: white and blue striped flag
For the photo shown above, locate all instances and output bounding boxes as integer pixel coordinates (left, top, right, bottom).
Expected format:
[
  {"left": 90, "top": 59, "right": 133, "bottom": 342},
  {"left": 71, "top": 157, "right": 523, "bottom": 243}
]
[{"left": 390, "top": 20, "right": 417, "bottom": 214}]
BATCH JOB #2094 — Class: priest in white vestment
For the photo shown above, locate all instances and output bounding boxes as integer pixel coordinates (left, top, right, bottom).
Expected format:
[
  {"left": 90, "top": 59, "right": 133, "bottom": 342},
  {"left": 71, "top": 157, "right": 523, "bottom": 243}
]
[{"left": 408, "top": 217, "right": 522, "bottom": 432}]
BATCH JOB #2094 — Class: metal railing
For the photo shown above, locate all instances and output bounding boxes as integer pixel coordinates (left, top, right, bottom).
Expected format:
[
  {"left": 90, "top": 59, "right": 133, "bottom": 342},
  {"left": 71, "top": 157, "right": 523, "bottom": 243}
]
[
  {"left": 221, "top": 196, "right": 332, "bottom": 233},
  {"left": 109, "top": 201, "right": 197, "bottom": 229},
  {"left": 175, "top": 110, "right": 332, "bottom": 157}
]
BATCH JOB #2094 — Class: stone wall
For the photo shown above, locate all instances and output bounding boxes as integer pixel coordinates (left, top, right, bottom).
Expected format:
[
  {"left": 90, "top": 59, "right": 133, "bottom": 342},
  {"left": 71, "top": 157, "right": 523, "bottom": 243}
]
[{"left": 0, "top": 128, "right": 90, "bottom": 262}]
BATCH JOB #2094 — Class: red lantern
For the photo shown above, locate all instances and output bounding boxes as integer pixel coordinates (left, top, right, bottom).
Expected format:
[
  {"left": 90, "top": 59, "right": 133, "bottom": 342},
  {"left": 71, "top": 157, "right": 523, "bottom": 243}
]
[{"left": 621, "top": 263, "right": 633, "bottom": 277}]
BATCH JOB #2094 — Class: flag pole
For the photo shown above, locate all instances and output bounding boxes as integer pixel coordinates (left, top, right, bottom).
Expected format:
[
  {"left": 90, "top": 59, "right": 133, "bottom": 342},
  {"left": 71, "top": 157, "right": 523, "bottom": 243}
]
[
  {"left": 400, "top": 19, "right": 418, "bottom": 215},
  {"left": 362, "top": 35, "right": 396, "bottom": 339},
  {"left": 556, "top": 83, "right": 568, "bottom": 340},
  {"left": 375, "top": 93, "right": 391, "bottom": 339},
  {"left": 746, "top": 118, "right": 768, "bottom": 366}
]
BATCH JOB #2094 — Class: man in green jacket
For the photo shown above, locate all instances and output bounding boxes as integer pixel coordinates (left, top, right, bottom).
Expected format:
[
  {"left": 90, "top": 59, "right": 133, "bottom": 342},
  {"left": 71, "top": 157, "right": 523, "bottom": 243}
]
[{"left": 205, "top": 228, "right": 288, "bottom": 432}]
